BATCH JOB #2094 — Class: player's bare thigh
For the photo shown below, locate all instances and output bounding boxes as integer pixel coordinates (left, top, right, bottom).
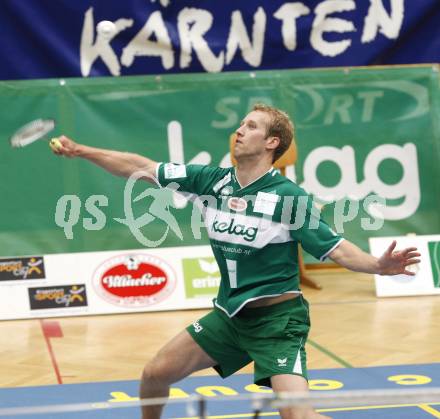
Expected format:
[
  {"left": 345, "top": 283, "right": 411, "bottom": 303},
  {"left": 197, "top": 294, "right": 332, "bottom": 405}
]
[{"left": 144, "top": 329, "right": 217, "bottom": 384}]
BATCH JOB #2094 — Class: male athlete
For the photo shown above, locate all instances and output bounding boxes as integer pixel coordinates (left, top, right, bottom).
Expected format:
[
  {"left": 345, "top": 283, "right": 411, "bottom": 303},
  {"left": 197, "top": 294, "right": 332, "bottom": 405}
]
[{"left": 54, "top": 104, "right": 420, "bottom": 419}]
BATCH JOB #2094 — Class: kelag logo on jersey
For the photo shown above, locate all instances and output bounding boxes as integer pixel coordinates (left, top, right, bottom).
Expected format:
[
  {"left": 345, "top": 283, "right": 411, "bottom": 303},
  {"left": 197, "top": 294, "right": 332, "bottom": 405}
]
[
  {"left": 0, "top": 257, "right": 45, "bottom": 281},
  {"left": 212, "top": 218, "right": 258, "bottom": 242},
  {"left": 28, "top": 284, "right": 87, "bottom": 310}
]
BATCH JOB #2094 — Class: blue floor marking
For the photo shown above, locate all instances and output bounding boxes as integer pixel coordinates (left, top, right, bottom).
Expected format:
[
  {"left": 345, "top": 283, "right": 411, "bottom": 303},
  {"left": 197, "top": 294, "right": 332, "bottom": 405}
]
[{"left": 0, "top": 363, "right": 439, "bottom": 418}]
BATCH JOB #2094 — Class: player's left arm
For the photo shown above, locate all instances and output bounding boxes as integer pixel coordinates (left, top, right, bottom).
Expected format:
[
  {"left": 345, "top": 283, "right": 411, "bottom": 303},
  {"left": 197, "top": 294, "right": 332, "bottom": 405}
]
[{"left": 328, "top": 240, "right": 421, "bottom": 276}]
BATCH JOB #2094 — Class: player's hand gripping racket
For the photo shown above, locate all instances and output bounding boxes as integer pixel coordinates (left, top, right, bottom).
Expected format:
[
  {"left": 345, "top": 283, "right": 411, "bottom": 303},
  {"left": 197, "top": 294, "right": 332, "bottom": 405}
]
[{"left": 9, "top": 119, "right": 62, "bottom": 151}]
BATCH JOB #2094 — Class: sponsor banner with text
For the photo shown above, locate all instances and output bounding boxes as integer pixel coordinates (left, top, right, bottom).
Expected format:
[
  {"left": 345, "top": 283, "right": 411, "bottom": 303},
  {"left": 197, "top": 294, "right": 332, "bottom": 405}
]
[
  {"left": 28, "top": 284, "right": 88, "bottom": 310},
  {"left": 2, "top": 66, "right": 440, "bottom": 265},
  {"left": 0, "top": 257, "right": 46, "bottom": 282},
  {"left": 0, "top": 246, "right": 215, "bottom": 320},
  {"left": 1, "top": 1, "right": 440, "bottom": 80},
  {"left": 182, "top": 257, "right": 220, "bottom": 299},
  {"left": 370, "top": 234, "right": 440, "bottom": 297},
  {"left": 92, "top": 253, "right": 177, "bottom": 308}
]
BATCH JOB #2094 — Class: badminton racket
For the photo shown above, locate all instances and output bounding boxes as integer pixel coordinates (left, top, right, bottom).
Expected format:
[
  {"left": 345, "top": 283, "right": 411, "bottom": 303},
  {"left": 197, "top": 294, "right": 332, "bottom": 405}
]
[{"left": 9, "top": 119, "right": 61, "bottom": 150}]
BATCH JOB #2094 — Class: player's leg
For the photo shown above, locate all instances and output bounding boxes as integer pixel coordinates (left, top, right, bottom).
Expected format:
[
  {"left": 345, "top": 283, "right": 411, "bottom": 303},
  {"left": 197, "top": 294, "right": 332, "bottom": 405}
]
[
  {"left": 271, "top": 374, "right": 331, "bottom": 419},
  {"left": 140, "top": 309, "right": 251, "bottom": 419},
  {"left": 140, "top": 328, "right": 216, "bottom": 419},
  {"left": 239, "top": 297, "right": 328, "bottom": 419}
]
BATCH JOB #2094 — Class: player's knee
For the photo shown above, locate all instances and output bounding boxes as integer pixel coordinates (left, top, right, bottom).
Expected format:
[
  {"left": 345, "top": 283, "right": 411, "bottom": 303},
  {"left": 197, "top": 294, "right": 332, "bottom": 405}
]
[
  {"left": 141, "top": 356, "right": 173, "bottom": 387},
  {"left": 142, "top": 362, "right": 164, "bottom": 387},
  {"left": 279, "top": 407, "right": 328, "bottom": 419},
  {"left": 279, "top": 410, "right": 303, "bottom": 419}
]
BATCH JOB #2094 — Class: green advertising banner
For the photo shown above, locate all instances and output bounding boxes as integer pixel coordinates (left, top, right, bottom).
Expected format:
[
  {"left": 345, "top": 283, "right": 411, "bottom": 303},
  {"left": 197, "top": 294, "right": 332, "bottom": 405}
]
[
  {"left": 428, "top": 241, "right": 440, "bottom": 288},
  {"left": 182, "top": 257, "right": 220, "bottom": 299},
  {"left": 1, "top": 65, "right": 440, "bottom": 261}
]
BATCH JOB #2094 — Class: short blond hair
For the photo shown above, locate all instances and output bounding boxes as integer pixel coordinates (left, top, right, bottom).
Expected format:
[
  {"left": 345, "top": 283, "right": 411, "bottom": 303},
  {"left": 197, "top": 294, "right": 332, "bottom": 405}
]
[{"left": 252, "top": 103, "right": 294, "bottom": 163}]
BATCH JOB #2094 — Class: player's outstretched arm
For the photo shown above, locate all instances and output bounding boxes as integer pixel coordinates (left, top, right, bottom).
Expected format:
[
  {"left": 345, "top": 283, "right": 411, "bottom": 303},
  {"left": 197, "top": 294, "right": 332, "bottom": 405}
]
[
  {"left": 52, "top": 135, "right": 158, "bottom": 183},
  {"left": 329, "top": 240, "right": 421, "bottom": 276}
]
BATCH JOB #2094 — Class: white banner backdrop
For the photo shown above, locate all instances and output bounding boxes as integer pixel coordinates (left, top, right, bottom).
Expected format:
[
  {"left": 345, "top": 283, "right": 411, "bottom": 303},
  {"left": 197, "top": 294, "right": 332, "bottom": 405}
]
[
  {"left": 0, "top": 245, "right": 218, "bottom": 320},
  {"left": 4, "top": 234, "right": 438, "bottom": 318},
  {"left": 369, "top": 235, "right": 440, "bottom": 297}
]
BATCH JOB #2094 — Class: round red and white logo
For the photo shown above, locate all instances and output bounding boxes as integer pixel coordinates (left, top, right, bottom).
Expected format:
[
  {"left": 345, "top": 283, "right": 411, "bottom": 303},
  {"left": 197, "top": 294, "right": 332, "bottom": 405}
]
[
  {"left": 92, "top": 254, "right": 176, "bottom": 307},
  {"left": 227, "top": 197, "right": 247, "bottom": 212}
]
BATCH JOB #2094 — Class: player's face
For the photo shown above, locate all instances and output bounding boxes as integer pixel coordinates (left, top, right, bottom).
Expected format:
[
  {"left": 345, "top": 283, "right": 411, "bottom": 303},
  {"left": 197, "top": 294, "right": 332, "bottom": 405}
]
[{"left": 234, "top": 111, "right": 271, "bottom": 161}]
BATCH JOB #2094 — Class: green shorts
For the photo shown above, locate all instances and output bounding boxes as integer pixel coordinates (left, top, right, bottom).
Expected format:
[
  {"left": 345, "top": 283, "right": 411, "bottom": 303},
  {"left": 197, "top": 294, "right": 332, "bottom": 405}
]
[{"left": 187, "top": 296, "right": 310, "bottom": 387}]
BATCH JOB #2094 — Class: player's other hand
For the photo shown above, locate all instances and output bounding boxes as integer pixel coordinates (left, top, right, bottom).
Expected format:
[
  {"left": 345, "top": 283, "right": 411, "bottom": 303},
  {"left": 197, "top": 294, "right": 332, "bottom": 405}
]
[
  {"left": 377, "top": 240, "right": 421, "bottom": 276},
  {"left": 52, "top": 135, "right": 80, "bottom": 158}
]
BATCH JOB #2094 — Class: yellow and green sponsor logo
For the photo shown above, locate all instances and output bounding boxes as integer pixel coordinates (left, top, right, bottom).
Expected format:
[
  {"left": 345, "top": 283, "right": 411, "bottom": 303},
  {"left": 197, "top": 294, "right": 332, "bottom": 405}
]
[
  {"left": 428, "top": 241, "right": 440, "bottom": 288},
  {"left": 182, "top": 257, "right": 220, "bottom": 299}
]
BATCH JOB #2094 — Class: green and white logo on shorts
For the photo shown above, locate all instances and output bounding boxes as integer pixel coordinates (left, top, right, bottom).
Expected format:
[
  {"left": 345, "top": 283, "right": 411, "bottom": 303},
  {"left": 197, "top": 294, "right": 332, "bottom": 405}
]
[
  {"left": 182, "top": 257, "right": 220, "bottom": 298},
  {"left": 428, "top": 241, "right": 440, "bottom": 288}
]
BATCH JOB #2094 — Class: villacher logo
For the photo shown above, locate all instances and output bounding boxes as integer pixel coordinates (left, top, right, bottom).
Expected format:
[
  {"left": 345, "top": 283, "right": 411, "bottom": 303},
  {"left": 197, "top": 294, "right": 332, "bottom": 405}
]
[
  {"left": 227, "top": 197, "right": 247, "bottom": 212},
  {"left": 92, "top": 254, "right": 177, "bottom": 307}
]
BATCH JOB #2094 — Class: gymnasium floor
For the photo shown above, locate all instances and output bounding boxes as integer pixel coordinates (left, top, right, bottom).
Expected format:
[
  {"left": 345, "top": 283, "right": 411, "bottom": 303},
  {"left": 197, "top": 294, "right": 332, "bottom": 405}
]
[{"left": 1, "top": 270, "right": 439, "bottom": 418}]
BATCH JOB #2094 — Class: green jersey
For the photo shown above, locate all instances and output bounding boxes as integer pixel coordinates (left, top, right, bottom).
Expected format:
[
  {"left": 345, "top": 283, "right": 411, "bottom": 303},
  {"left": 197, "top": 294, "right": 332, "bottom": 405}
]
[{"left": 156, "top": 163, "right": 343, "bottom": 317}]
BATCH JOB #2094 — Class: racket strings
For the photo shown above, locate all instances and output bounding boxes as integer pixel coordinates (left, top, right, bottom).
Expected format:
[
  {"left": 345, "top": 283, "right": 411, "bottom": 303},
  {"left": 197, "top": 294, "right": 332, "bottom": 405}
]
[{"left": 10, "top": 119, "right": 55, "bottom": 148}]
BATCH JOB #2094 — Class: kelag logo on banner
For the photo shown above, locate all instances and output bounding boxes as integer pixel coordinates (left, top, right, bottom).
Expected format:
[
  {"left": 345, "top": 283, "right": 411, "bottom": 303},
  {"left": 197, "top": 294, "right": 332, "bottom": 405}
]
[
  {"left": 28, "top": 285, "right": 88, "bottom": 310},
  {"left": 0, "top": 257, "right": 45, "bottom": 282}
]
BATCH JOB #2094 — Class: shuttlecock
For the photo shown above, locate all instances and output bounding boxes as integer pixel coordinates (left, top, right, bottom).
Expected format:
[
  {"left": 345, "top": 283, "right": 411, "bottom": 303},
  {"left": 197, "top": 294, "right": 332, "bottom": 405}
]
[{"left": 96, "top": 20, "right": 116, "bottom": 38}]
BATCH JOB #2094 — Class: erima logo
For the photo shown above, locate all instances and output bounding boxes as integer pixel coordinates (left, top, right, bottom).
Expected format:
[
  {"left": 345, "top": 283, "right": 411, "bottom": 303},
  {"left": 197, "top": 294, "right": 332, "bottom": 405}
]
[
  {"left": 193, "top": 321, "right": 203, "bottom": 333},
  {"left": 198, "top": 259, "right": 219, "bottom": 275},
  {"left": 212, "top": 219, "right": 257, "bottom": 242},
  {"left": 277, "top": 358, "right": 287, "bottom": 367}
]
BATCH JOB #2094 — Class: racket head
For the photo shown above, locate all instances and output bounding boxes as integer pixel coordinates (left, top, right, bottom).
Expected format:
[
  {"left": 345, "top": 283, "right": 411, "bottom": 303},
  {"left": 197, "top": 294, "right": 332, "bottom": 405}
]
[{"left": 9, "top": 119, "right": 55, "bottom": 148}]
